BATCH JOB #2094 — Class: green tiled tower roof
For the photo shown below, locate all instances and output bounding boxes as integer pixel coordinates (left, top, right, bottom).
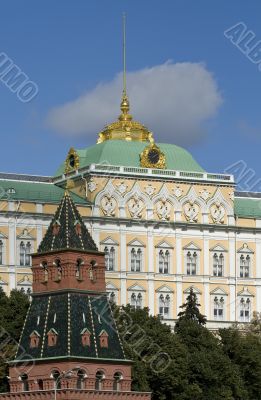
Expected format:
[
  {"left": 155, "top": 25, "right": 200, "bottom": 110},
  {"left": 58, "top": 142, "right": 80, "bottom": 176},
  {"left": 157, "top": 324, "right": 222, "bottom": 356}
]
[
  {"left": 38, "top": 191, "right": 98, "bottom": 254},
  {"left": 55, "top": 140, "right": 204, "bottom": 176},
  {"left": 15, "top": 293, "right": 126, "bottom": 362}
]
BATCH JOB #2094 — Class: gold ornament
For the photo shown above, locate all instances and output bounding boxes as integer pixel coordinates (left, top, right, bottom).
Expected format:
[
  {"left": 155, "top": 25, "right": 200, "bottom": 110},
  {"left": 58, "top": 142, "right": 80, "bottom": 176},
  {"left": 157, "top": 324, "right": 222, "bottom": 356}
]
[
  {"left": 65, "top": 148, "right": 80, "bottom": 174},
  {"left": 140, "top": 144, "right": 166, "bottom": 169}
]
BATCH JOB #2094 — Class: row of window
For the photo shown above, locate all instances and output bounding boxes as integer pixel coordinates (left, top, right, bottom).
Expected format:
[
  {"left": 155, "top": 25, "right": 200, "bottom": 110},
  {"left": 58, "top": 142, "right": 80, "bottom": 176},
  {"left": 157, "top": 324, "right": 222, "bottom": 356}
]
[
  {"left": 0, "top": 242, "right": 253, "bottom": 278},
  {"left": 104, "top": 246, "right": 252, "bottom": 278},
  {"left": 108, "top": 291, "right": 252, "bottom": 322},
  {"left": 20, "top": 370, "right": 123, "bottom": 392}
]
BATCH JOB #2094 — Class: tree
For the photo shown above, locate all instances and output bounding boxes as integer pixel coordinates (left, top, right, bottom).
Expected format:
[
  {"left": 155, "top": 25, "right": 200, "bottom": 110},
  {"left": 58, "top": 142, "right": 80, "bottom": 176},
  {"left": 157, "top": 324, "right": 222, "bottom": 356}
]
[
  {"left": 0, "top": 289, "right": 29, "bottom": 393},
  {"left": 174, "top": 289, "right": 246, "bottom": 399},
  {"left": 220, "top": 327, "right": 261, "bottom": 399},
  {"left": 175, "top": 288, "right": 206, "bottom": 331}
]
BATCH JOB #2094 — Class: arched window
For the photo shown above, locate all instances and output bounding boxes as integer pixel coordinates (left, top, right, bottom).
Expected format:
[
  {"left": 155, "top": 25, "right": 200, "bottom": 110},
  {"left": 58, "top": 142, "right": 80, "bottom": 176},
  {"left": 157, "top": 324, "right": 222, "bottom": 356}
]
[
  {"left": 213, "top": 253, "right": 224, "bottom": 276},
  {"left": 51, "top": 370, "right": 61, "bottom": 389},
  {"left": 130, "top": 248, "right": 142, "bottom": 272},
  {"left": 240, "top": 255, "right": 251, "bottom": 278},
  {"left": 159, "top": 249, "right": 170, "bottom": 274},
  {"left": 186, "top": 251, "right": 197, "bottom": 275},
  {"left": 159, "top": 294, "right": 170, "bottom": 318},
  {"left": 95, "top": 371, "right": 104, "bottom": 391},
  {"left": 42, "top": 261, "right": 48, "bottom": 282},
  {"left": 54, "top": 259, "right": 62, "bottom": 280},
  {"left": 239, "top": 297, "right": 251, "bottom": 322},
  {"left": 25, "top": 242, "right": 31, "bottom": 266},
  {"left": 20, "top": 242, "right": 25, "bottom": 266},
  {"left": 20, "top": 373, "right": 29, "bottom": 391},
  {"left": 213, "top": 296, "right": 224, "bottom": 320},
  {"left": 130, "top": 292, "right": 143, "bottom": 310},
  {"left": 76, "top": 370, "right": 86, "bottom": 389},
  {"left": 0, "top": 240, "right": 3, "bottom": 265},
  {"left": 38, "top": 379, "right": 43, "bottom": 390},
  {"left": 113, "top": 372, "right": 122, "bottom": 391},
  {"left": 76, "top": 259, "right": 83, "bottom": 278},
  {"left": 104, "top": 247, "right": 115, "bottom": 271}
]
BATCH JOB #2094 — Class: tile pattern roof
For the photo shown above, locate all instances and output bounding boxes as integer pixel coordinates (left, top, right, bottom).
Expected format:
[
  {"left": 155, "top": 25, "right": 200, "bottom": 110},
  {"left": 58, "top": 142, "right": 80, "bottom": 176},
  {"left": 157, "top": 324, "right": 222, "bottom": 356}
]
[
  {"left": 38, "top": 191, "right": 98, "bottom": 253},
  {"left": 0, "top": 179, "right": 88, "bottom": 205},
  {"left": 15, "top": 293, "right": 125, "bottom": 362}
]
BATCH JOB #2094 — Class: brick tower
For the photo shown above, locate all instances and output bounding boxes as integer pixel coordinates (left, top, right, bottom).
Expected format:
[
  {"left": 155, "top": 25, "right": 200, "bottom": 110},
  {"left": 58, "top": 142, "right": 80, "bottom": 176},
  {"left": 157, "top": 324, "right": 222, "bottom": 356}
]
[{"left": 0, "top": 190, "right": 150, "bottom": 400}]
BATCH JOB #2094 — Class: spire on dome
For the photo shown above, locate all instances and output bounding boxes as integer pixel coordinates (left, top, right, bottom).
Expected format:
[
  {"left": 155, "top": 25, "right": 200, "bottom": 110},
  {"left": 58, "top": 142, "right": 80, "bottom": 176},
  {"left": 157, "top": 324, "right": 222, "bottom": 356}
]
[
  {"left": 38, "top": 190, "right": 98, "bottom": 254},
  {"left": 97, "top": 15, "right": 155, "bottom": 144}
]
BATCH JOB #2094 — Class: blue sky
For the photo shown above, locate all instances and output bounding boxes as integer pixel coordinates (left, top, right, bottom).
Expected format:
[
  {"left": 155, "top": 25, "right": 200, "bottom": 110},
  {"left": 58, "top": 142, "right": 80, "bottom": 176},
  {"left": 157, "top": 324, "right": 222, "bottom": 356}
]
[{"left": 0, "top": 1, "right": 261, "bottom": 190}]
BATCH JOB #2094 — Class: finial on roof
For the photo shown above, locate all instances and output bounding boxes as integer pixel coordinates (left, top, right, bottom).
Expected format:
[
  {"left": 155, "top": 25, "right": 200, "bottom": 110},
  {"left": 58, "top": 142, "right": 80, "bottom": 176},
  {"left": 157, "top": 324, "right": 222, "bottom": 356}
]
[{"left": 97, "top": 15, "right": 154, "bottom": 144}]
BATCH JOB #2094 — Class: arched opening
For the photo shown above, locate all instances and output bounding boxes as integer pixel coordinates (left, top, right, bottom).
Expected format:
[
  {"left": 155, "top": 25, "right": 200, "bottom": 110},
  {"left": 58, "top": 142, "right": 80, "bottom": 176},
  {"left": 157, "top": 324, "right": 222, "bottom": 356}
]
[
  {"left": 38, "top": 379, "right": 43, "bottom": 390},
  {"left": 76, "top": 369, "right": 86, "bottom": 389},
  {"left": 42, "top": 261, "right": 48, "bottom": 282},
  {"left": 54, "top": 259, "right": 62, "bottom": 281},
  {"left": 95, "top": 370, "right": 104, "bottom": 390},
  {"left": 20, "top": 373, "right": 29, "bottom": 391},
  {"left": 76, "top": 258, "right": 83, "bottom": 279},
  {"left": 51, "top": 370, "right": 61, "bottom": 389},
  {"left": 113, "top": 372, "right": 122, "bottom": 391}
]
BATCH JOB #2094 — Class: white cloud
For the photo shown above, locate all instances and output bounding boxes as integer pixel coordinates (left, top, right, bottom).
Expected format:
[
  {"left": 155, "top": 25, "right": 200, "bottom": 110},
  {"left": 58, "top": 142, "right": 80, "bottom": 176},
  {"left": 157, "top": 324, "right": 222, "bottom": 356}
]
[{"left": 47, "top": 61, "right": 222, "bottom": 145}]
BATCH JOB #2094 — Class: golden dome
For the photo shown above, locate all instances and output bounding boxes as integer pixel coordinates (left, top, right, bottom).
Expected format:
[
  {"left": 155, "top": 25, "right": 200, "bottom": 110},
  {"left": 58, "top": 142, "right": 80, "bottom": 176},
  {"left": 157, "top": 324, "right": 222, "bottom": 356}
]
[{"left": 97, "top": 94, "right": 154, "bottom": 144}]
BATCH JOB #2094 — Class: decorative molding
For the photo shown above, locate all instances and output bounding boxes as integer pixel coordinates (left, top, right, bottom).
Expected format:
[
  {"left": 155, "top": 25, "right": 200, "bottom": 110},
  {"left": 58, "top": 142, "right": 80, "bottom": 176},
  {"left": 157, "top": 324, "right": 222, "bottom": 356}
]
[
  {"left": 156, "top": 284, "right": 174, "bottom": 293},
  {"left": 209, "top": 244, "right": 228, "bottom": 252},
  {"left": 127, "top": 238, "right": 146, "bottom": 247},
  {"left": 237, "top": 286, "right": 254, "bottom": 297},
  {"left": 155, "top": 239, "right": 174, "bottom": 249},
  {"left": 237, "top": 243, "right": 254, "bottom": 254},
  {"left": 183, "top": 241, "right": 201, "bottom": 251},
  {"left": 210, "top": 287, "right": 228, "bottom": 296},
  {"left": 100, "top": 236, "right": 119, "bottom": 246},
  {"left": 127, "top": 283, "right": 146, "bottom": 292}
]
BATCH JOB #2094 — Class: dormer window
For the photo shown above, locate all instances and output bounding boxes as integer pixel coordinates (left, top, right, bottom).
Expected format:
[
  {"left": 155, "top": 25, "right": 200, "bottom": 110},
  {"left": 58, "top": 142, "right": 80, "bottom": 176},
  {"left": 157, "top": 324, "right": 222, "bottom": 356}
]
[
  {"left": 30, "top": 330, "right": 40, "bottom": 348},
  {"left": 81, "top": 328, "right": 91, "bottom": 347},
  {"left": 52, "top": 220, "right": 61, "bottom": 236},
  {"left": 99, "top": 330, "right": 108, "bottom": 348},
  {"left": 74, "top": 220, "right": 82, "bottom": 236},
  {"left": 47, "top": 328, "right": 58, "bottom": 346}
]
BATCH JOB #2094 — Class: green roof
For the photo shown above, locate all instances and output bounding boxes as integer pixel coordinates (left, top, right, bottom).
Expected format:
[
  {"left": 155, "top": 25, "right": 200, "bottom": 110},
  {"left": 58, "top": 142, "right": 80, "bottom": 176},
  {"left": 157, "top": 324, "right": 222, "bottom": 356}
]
[
  {"left": 0, "top": 180, "right": 87, "bottom": 205},
  {"left": 234, "top": 197, "right": 261, "bottom": 218},
  {"left": 38, "top": 191, "right": 98, "bottom": 253},
  {"left": 55, "top": 140, "right": 204, "bottom": 176}
]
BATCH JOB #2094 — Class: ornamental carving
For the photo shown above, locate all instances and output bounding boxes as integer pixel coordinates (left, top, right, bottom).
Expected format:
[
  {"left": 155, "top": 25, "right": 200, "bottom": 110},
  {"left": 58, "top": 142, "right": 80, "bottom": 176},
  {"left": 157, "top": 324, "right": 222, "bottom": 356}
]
[
  {"left": 116, "top": 181, "right": 128, "bottom": 195},
  {"left": 210, "top": 202, "right": 225, "bottom": 224},
  {"left": 128, "top": 195, "right": 144, "bottom": 219},
  {"left": 173, "top": 186, "right": 183, "bottom": 198},
  {"left": 184, "top": 201, "right": 199, "bottom": 222},
  {"left": 64, "top": 147, "right": 80, "bottom": 174},
  {"left": 140, "top": 144, "right": 166, "bottom": 169},
  {"left": 101, "top": 195, "right": 117, "bottom": 217},
  {"left": 145, "top": 184, "right": 156, "bottom": 197},
  {"left": 88, "top": 178, "right": 97, "bottom": 193},
  {"left": 199, "top": 189, "right": 211, "bottom": 201},
  {"left": 156, "top": 198, "right": 171, "bottom": 221}
]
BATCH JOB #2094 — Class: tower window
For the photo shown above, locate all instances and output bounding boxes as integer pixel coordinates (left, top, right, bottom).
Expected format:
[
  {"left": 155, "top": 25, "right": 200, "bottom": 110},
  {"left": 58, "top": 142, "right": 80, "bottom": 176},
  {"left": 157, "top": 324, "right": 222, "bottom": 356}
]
[
  {"left": 20, "top": 374, "right": 29, "bottom": 392},
  {"left": 113, "top": 372, "right": 122, "bottom": 391},
  {"left": 99, "top": 330, "right": 108, "bottom": 348},
  {"left": 95, "top": 371, "right": 104, "bottom": 391}
]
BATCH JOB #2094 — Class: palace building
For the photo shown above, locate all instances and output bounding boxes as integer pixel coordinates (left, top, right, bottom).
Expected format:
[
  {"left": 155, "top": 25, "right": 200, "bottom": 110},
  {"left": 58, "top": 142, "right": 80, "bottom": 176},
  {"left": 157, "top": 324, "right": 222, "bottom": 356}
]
[{"left": 0, "top": 90, "right": 260, "bottom": 330}]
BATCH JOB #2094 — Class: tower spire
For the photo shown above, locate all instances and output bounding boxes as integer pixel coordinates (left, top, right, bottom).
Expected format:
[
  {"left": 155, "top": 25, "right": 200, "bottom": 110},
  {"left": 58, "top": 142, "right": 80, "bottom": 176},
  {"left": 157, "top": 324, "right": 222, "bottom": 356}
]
[
  {"left": 123, "top": 12, "right": 127, "bottom": 97},
  {"left": 120, "top": 12, "right": 131, "bottom": 120}
]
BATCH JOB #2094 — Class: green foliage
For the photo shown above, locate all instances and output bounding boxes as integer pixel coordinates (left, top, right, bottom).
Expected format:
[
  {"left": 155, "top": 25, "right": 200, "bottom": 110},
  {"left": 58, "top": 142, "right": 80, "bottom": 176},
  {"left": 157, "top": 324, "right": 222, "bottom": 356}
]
[
  {"left": 175, "top": 288, "right": 207, "bottom": 331},
  {"left": 0, "top": 289, "right": 29, "bottom": 393}
]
